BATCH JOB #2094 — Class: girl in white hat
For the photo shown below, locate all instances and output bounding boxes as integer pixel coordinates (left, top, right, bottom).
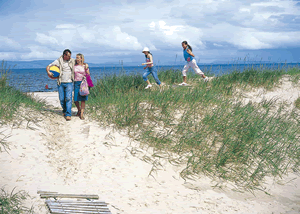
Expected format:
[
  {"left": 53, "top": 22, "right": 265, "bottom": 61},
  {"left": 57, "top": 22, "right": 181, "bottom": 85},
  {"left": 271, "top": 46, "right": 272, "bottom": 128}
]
[
  {"left": 141, "top": 47, "right": 162, "bottom": 89},
  {"left": 179, "top": 41, "right": 208, "bottom": 85}
]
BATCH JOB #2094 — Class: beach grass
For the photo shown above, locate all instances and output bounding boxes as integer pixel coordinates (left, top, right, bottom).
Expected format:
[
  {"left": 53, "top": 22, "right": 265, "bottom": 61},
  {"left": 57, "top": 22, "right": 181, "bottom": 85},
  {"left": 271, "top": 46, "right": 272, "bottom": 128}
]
[
  {"left": 0, "top": 61, "right": 47, "bottom": 153},
  {"left": 0, "top": 61, "right": 46, "bottom": 125},
  {"left": 0, "top": 187, "right": 34, "bottom": 214},
  {"left": 1, "top": 59, "right": 299, "bottom": 192},
  {"left": 88, "top": 65, "right": 300, "bottom": 191}
]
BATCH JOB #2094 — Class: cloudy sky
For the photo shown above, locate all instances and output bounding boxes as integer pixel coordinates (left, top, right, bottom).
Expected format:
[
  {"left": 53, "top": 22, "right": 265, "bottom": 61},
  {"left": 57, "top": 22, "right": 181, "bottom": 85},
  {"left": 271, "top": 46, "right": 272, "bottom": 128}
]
[{"left": 1, "top": 0, "right": 300, "bottom": 65}]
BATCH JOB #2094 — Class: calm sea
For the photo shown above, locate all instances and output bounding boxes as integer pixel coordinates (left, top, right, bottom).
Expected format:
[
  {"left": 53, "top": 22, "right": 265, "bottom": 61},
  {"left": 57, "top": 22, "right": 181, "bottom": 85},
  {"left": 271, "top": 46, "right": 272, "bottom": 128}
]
[{"left": 3, "top": 63, "right": 299, "bottom": 92}]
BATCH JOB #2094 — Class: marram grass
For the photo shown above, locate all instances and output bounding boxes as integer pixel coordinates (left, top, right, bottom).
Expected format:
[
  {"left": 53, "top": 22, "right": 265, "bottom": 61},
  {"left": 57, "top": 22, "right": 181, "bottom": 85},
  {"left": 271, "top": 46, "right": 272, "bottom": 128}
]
[
  {"left": 88, "top": 66, "right": 300, "bottom": 191},
  {"left": 1, "top": 60, "right": 299, "bottom": 192},
  {"left": 0, "top": 61, "right": 46, "bottom": 125},
  {"left": 0, "top": 187, "right": 34, "bottom": 214}
]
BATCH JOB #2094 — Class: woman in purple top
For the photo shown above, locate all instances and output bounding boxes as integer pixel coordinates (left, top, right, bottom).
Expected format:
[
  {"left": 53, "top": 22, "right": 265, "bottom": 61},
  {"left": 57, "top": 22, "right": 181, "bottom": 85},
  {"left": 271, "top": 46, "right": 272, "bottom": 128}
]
[
  {"left": 74, "top": 53, "right": 90, "bottom": 120},
  {"left": 179, "top": 41, "right": 208, "bottom": 86}
]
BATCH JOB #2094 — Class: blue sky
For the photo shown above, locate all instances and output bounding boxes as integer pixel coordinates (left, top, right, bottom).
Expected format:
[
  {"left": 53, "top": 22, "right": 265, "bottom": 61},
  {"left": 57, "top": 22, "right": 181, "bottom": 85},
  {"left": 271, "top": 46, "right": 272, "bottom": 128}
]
[{"left": 1, "top": 0, "right": 300, "bottom": 65}]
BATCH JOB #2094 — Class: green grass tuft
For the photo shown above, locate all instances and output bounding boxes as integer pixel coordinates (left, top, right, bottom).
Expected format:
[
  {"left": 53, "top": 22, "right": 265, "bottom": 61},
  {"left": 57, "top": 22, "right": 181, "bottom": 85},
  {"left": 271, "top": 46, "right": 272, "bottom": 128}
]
[{"left": 0, "top": 187, "right": 34, "bottom": 214}]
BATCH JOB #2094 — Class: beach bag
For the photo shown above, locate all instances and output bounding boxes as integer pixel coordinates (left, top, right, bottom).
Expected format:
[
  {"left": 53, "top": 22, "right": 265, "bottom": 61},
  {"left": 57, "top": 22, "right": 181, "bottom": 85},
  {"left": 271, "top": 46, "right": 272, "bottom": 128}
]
[
  {"left": 79, "top": 77, "right": 89, "bottom": 96},
  {"left": 86, "top": 74, "right": 94, "bottom": 87}
]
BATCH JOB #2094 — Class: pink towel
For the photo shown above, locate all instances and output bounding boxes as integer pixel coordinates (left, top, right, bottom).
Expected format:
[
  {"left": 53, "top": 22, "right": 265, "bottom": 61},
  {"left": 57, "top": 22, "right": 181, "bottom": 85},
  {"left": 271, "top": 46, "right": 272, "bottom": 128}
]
[{"left": 86, "top": 74, "right": 94, "bottom": 87}]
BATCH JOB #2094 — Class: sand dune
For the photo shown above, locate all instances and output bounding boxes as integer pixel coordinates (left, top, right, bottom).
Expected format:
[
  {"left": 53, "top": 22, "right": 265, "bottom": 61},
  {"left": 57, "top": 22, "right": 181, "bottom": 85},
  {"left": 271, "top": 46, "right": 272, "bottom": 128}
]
[{"left": 1, "top": 79, "right": 300, "bottom": 213}]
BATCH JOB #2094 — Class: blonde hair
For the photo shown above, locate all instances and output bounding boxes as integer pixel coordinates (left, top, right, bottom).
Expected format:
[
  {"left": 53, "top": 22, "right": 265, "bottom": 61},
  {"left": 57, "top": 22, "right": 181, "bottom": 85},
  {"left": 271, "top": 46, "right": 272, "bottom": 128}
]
[{"left": 76, "top": 53, "right": 85, "bottom": 65}]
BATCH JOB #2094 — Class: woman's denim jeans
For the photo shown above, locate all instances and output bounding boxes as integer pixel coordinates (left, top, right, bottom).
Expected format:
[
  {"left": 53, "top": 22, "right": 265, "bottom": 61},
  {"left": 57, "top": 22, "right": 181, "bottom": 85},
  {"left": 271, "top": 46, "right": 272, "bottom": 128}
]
[
  {"left": 58, "top": 82, "right": 73, "bottom": 117},
  {"left": 142, "top": 66, "right": 161, "bottom": 85}
]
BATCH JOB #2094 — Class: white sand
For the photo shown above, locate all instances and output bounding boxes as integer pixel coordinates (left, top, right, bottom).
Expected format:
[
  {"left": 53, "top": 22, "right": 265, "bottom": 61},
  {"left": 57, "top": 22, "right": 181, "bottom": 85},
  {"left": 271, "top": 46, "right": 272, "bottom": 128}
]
[{"left": 1, "top": 79, "right": 300, "bottom": 213}]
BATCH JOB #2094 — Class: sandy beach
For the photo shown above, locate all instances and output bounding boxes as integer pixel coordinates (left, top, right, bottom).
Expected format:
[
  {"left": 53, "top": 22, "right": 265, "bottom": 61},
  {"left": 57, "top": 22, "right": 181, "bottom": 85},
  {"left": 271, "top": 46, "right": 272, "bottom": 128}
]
[{"left": 1, "top": 79, "right": 300, "bottom": 214}]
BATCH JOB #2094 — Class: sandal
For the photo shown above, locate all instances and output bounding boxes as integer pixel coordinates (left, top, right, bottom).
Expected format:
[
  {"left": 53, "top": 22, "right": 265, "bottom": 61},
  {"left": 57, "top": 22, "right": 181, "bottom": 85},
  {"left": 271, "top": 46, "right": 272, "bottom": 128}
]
[{"left": 76, "top": 110, "right": 81, "bottom": 117}]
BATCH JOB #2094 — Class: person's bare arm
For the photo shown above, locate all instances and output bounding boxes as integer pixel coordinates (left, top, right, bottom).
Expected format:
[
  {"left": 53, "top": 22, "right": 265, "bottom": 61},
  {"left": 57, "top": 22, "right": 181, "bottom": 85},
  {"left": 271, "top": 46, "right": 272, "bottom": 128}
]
[
  {"left": 46, "top": 65, "right": 53, "bottom": 76},
  {"left": 142, "top": 54, "right": 153, "bottom": 65},
  {"left": 85, "top": 63, "right": 90, "bottom": 75},
  {"left": 46, "top": 60, "right": 59, "bottom": 76},
  {"left": 187, "top": 49, "right": 195, "bottom": 57}
]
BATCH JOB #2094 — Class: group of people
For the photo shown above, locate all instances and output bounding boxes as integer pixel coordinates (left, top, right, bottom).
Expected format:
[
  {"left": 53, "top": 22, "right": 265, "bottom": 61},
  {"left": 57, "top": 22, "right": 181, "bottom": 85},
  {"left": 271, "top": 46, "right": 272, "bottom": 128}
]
[
  {"left": 141, "top": 41, "right": 208, "bottom": 89},
  {"left": 46, "top": 41, "right": 208, "bottom": 121}
]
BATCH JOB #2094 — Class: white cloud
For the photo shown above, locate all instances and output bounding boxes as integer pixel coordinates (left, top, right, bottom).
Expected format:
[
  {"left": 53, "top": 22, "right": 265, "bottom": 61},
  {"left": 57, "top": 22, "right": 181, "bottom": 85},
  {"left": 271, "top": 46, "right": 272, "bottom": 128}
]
[
  {"left": 0, "top": 36, "right": 21, "bottom": 50},
  {"left": 158, "top": 21, "right": 181, "bottom": 36},
  {"left": 201, "top": 20, "right": 300, "bottom": 50},
  {"left": 149, "top": 21, "right": 155, "bottom": 29},
  {"left": 21, "top": 46, "right": 61, "bottom": 60},
  {"left": 56, "top": 24, "right": 79, "bottom": 29},
  {"left": 36, "top": 33, "right": 59, "bottom": 45},
  {"left": 1, "top": 0, "right": 300, "bottom": 63},
  {"left": 35, "top": 24, "right": 143, "bottom": 52},
  {"left": 213, "top": 43, "right": 223, "bottom": 47},
  {"left": 0, "top": 52, "right": 18, "bottom": 61},
  {"left": 146, "top": 20, "right": 204, "bottom": 49}
]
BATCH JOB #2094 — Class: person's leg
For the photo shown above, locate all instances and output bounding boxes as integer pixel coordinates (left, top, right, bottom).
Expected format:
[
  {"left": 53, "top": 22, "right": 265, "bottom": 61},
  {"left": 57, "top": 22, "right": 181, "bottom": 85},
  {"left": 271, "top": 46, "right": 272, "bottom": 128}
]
[
  {"left": 65, "top": 83, "right": 73, "bottom": 117},
  {"left": 180, "top": 63, "right": 190, "bottom": 85},
  {"left": 58, "top": 83, "right": 66, "bottom": 116},
  {"left": 191, "top": 59, "right": 206, "bottom": 78},
  {"left": 143, "top": 69, "right": 152, "bottom": 88},
  {"left": 80, "top": 101, "right": 85, "bottom": 119},
  {"left": 75, "top": 101, "right": 81, "bottom": 116},
  {"left": 150, "top": 67, "right": 161, "bottom": 86},
  {"left": 74, "top": 81, "right": 81, "bottom": 116}
]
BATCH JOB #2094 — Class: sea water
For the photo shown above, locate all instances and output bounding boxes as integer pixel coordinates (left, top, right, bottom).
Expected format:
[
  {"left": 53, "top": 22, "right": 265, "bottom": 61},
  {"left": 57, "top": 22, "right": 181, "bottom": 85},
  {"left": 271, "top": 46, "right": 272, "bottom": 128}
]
[{"left": 3, "top": 63, "right": 299, "bottom": 92}]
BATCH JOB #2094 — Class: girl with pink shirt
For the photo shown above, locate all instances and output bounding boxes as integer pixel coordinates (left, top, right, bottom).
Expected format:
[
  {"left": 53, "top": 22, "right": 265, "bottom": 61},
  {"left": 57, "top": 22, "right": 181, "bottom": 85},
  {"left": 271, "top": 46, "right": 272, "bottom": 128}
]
[
  {"left": 74, "top": 53, "right": 90, "bottom": 119},
  {"left": 141, "top": 47, "right": 162, "bottom": 89}
]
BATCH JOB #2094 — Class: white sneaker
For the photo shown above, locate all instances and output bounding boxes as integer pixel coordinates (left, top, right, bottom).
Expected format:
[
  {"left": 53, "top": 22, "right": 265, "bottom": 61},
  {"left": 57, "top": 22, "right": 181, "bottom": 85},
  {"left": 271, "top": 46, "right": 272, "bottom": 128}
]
[
  {"left": 203, "top": 77, "right": 209, "bottom": 82},
  {"left": 145, "top": 84, "right": 152, "bottom": 89},
  {"left": 178, "top": 82, "right": 188, "bottom": 86}
]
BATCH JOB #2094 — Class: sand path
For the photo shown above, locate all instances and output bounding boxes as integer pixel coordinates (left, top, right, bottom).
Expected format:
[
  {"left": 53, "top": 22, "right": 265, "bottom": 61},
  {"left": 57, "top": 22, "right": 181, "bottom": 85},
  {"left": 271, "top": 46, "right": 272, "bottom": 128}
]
[{"left": 0, "top": 89, "right": 300, "bottom": 214}]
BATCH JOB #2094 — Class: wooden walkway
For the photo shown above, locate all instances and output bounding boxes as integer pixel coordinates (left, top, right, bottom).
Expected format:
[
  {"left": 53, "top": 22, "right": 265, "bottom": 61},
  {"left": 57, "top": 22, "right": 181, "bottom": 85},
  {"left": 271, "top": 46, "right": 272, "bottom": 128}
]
[{"left": 38, "top": 191, "right": 112, "bottom": 214}]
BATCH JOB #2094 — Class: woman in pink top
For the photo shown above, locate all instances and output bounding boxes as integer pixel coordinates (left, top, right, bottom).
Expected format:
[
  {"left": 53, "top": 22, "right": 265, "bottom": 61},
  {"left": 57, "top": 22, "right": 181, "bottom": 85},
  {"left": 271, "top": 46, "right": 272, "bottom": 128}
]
[{"left": 74, "top": 53, "right": 90, "bottom": 119}]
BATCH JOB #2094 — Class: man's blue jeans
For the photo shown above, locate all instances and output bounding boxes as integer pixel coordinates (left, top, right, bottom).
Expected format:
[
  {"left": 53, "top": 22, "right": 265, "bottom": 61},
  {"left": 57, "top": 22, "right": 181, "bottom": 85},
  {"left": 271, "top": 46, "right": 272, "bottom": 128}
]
[{"left": 58, "top": 82, "right": 73, "bottom": 117}]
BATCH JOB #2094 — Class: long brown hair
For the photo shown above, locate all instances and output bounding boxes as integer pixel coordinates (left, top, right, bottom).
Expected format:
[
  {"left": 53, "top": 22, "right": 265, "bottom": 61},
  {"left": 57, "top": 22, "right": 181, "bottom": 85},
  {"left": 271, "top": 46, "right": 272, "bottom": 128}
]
[{"left": 182, "top": 41, "right": 192, "bottom": 51}]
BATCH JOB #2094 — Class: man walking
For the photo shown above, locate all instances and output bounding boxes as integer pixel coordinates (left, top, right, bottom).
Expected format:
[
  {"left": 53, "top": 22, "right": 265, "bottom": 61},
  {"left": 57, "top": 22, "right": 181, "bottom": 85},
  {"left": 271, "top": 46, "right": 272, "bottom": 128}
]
[{"left": 46, "top": 49, "right": 75, "bottom": 121}]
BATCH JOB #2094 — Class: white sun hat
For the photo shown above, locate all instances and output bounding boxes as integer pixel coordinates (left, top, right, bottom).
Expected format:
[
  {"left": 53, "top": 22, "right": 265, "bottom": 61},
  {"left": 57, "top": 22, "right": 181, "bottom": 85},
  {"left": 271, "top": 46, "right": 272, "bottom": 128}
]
[{"left": 142, "top": 47, "right": 149, "bottom": 52}]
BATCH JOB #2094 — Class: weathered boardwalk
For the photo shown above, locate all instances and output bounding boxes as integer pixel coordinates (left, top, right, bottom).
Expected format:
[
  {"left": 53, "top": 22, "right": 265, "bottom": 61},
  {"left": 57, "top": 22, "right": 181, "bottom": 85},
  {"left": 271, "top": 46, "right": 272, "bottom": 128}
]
[{"left": 38, "top": 191, "right": 112, "bottom": 214}]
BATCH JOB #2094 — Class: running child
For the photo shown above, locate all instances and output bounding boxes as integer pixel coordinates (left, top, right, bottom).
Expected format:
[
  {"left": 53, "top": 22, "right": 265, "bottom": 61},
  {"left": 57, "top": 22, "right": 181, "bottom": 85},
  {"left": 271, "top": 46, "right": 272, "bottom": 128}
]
[
  {"left": 179, "top": 41, "right": 208, "bottom": 86},
  {"left": 141, "top": 47, "right": 162, "bottom": 89}
]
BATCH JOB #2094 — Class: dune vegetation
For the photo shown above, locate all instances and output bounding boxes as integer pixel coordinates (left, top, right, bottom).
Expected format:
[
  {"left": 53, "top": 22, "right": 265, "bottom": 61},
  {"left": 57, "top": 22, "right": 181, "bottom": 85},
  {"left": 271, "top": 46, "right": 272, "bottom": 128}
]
[
  {"left": 0, "top": 61, "right": 46, "bottom": 126},
  {"left": 0, "top": 61, "right": 45, "bottom": 213},
  {"left": 0, "top": 187, "right": 34, "bottom": 214},
  {"left": 87, "top": 64, "right": 300, "bottom": 192},
  {"left": 0, "top": 61, "right": 300, "bottom": 210}
]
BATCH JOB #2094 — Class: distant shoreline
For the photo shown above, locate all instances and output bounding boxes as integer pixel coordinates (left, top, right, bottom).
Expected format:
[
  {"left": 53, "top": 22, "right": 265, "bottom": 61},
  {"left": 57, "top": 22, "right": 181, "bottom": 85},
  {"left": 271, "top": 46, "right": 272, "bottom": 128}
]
[
  {"left": 4, "top": 61, "right": 300, "bottom": 70},
  {"left": 4, "top": 63, "right": 300, "bottom": 93}
]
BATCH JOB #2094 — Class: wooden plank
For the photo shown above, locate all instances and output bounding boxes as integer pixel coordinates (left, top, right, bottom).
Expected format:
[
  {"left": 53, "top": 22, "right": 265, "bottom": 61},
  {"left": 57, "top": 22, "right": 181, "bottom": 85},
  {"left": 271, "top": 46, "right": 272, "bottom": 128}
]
[
  {"left": 50, "top": 212, "right": 111, "bottom": 214},
  {"left": 46, "top": 200, "right": 107, "bottom": 205},
  {"left": 41, "top": 193, "right": 112, "bottom": 214},
  {"left": 50, "top": 208, "right": 111, "bottom": 214},
  {"left": 48, "top": 208, "right": 110, "bottom": 212},
  {"left": 47, "top": 202, "right": 108, "bottom": 207},
  {"left": 40, "top": 194, "right": 99, "bottom": 199},
  {"left": 37, "top": 191, "right": 58, "bottom": 194},
  {"left": 48, "top": 207, "right": 110, "bottom": 212},
  {"left": 48, "top": 205, "right": 109, "bottom": 209},
  {"left": 45, "top": 200, "right": 111, "bottom": 214},
  {"left": 47, "top": 203, "right": 110, "bottom": 210}
]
